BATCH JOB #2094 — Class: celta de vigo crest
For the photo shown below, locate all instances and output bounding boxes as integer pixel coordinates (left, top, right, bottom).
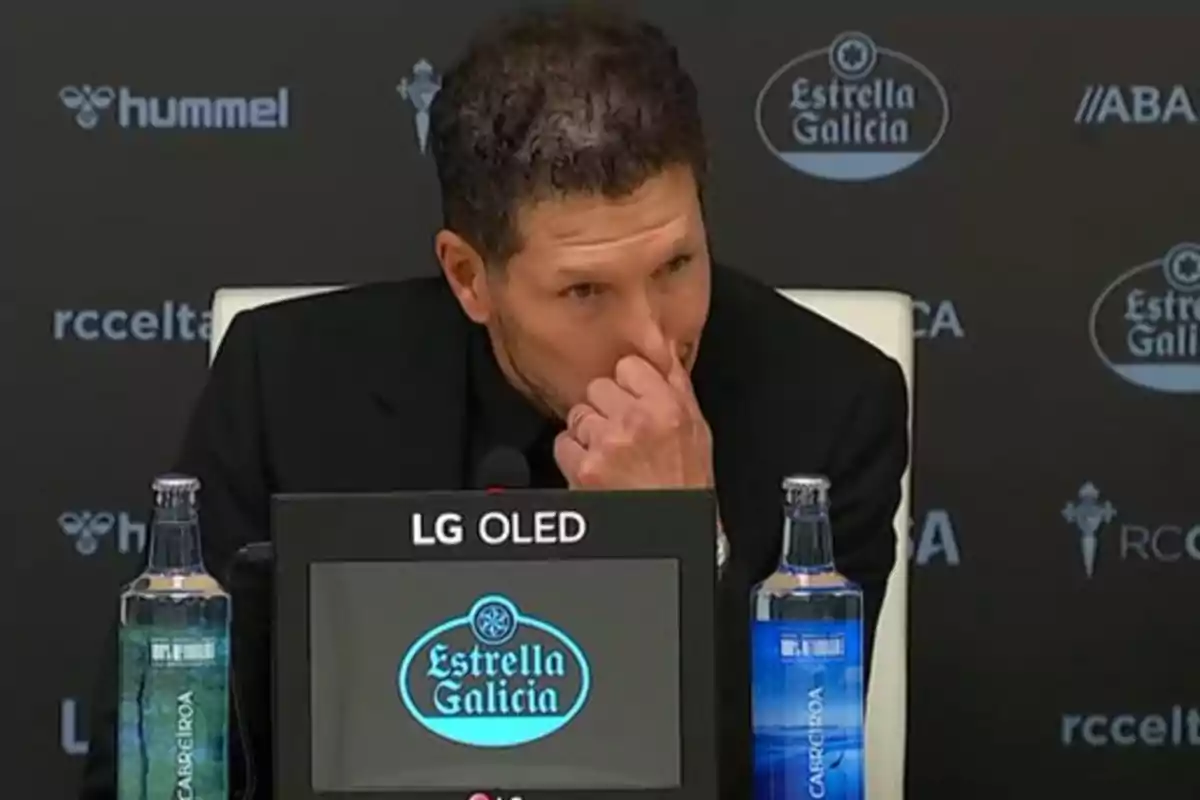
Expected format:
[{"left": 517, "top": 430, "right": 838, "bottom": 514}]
[{"left": 398, "top": 594, "right": 591, "bottom": 747}]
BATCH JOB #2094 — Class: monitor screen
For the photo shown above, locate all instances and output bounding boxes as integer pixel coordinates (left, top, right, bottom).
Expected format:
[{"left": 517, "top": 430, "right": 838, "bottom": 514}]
[{"left": 308, "top": 558, "right": 681, "bottom": 792}]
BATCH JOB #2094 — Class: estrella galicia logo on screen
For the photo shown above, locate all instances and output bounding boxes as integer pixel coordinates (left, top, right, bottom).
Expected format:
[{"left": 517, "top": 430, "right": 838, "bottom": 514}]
[
  {"left": 1089, "top": 242, "right": 1200, "bottom": 392},
  {"left": 755, "top": 31, "right": 950, "bottom": 181},
  {"left": 397, "top": 594, "right": 590, "bottom": 747}
]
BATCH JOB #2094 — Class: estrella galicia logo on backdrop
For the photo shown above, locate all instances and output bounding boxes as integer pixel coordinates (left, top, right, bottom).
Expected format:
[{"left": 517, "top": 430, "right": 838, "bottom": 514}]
[
  {"left": 1089, "top": 242, "right": 1200, "bottom": 392},
  {"left": 397, "top": 594, "right": 590, "bottom": 747},
  {"left": 397, "top": 59, "right": 441, "bottom": 154},
  {"left": 755, "top": 31, "right": 950, "bottom": 181},
  {"left": 58, "top": 84, "right": 290, "bottom": 131}
]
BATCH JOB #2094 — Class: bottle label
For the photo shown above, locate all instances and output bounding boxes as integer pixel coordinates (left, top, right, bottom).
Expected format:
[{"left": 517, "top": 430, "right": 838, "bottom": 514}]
[
  {"left": 118, "top": 625, "right": 230, "bottom": 800},
  {"left": 751, "top": 619, "right": 864, "bottom": 800}
]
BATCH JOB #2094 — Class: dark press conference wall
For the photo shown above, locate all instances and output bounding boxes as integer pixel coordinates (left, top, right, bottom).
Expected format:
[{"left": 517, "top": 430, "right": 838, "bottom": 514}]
[{"left": 2, "top": 4, "right": 1197, "bottom": 799}]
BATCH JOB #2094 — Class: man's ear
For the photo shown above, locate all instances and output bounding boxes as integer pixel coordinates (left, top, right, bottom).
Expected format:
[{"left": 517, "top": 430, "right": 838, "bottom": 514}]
[{"left": 435, "top": 229, "right": 492, "bottom": 324}]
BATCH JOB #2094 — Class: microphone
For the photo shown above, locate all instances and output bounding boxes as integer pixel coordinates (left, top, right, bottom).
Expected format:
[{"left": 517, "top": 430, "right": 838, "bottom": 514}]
[
  {"left": 473, "top": 446, "right": 531, "bottom": 491},
  {"left": 233, "top": 541, "right": 274, "bottom": 565}
]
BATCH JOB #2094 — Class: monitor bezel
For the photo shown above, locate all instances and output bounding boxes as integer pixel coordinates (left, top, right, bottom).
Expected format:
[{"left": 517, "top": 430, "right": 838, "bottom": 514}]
[{"left": 271, "top": 488, "right": 719, "bottom": 800}]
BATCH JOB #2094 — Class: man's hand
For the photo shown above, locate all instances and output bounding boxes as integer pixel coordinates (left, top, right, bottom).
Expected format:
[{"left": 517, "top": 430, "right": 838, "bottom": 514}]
[{"left": 554, "top": 341, "right": 714, "bottom": 490}]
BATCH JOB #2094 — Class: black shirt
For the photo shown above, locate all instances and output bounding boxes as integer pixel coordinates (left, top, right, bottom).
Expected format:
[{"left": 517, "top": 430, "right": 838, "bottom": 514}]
[{"left": 464, "top": 324, "right": 566, "bottom": 489}]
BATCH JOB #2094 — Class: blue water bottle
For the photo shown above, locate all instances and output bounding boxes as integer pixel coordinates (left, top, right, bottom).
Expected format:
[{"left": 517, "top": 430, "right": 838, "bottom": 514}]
[{"left": 750, "top": 474, "right": 865, "bottom": 800}]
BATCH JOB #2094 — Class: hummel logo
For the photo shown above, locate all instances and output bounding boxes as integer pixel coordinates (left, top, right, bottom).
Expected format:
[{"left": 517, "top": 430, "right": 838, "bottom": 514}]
[
  {"left": 58, "top": 84, "right": 290, "bottom": 131},
  {"left": 58, "top": 510, "right": 146, "bottom": 556},
  {"left": 59, "top": 85, "right": 116, "bottom": 129}
]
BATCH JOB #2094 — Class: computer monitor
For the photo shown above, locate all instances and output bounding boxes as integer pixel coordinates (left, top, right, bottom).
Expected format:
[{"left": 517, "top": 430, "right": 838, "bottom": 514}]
[{"left": 271, "top": 488, "right": 719, "bottom": 800}]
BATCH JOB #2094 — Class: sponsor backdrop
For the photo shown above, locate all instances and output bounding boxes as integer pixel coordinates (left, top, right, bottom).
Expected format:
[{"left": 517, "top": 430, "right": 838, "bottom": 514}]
[{"left": 1, "top": 2, "right": 1197, "bottom": 798}]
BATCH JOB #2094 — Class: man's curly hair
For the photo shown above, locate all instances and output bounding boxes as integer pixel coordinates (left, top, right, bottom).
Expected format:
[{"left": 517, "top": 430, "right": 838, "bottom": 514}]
[{"left": 428, "top": 4, "right": 708, "bottom": 264}]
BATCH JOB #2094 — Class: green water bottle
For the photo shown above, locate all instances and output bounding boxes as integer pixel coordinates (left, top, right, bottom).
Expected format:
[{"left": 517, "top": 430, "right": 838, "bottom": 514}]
[{"left": 117, "top": 473, "right": 231, "bottom": 800}]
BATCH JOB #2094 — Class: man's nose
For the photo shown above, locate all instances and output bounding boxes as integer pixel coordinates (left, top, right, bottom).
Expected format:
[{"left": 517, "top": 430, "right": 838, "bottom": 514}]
[{"left": 619, "top": 291, "right": 672, "bottom": 375}]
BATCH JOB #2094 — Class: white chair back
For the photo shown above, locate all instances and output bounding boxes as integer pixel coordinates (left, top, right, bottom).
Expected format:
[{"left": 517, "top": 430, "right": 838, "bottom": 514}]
[{"left": 778, "top": 288, "right": 912, "bottom": 800}]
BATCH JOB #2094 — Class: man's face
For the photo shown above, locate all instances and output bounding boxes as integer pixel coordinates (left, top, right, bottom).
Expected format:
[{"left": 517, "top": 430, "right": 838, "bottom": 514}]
[{"left": 480, "top": 166, "right": 711, "bottom": 418}]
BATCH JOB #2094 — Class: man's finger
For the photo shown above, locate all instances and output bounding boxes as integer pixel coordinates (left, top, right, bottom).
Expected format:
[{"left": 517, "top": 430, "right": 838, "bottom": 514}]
[
  {"left": 666, "top": 340, "right": 698, "bottom": 410},
  {"left": 566, "top": 403, "right": 609, "bottom": 447},
  {"left": 638, "top": 327, "right": 675, "bottom": 377},
  {"left": 553, "top": 431, "right": 588, "bottom": 486},
  {"left": 586, "top": 377, "right": 637, "bottom": 421},
  {"left": 614, "top": 354, "right": 674, "bottom": 404},
  {"left": 616, "top": 346, "right": 699, "bottom": 419}
]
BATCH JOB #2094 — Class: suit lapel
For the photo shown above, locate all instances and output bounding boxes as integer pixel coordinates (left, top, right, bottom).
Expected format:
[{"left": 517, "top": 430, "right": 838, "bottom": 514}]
[
  {"left": 357, "top": 278, "right": 472, "bottom": 491},
  {"left": 694, "top": 265, "right": 782, "bottom": 580}
]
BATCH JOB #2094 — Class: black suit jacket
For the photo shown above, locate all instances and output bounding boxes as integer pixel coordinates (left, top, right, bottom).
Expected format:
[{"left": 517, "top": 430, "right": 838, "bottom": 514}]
[{"left": 79, "top": 263, "right": 908, "bottom": 800}]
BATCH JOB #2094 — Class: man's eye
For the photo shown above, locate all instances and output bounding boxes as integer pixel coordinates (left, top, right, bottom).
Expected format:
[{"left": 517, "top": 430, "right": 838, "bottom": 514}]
[
  {"left": 659, "top": 255, "right": 691, "bottom": 277},
  {"left": 563, "top": 283, "right": 602, "bottom": 300}
]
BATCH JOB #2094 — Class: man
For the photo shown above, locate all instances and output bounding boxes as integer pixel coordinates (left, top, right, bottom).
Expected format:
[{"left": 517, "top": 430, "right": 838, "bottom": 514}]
[{"left": 80, "top": 6, "right": 907, "bottom": 799}]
